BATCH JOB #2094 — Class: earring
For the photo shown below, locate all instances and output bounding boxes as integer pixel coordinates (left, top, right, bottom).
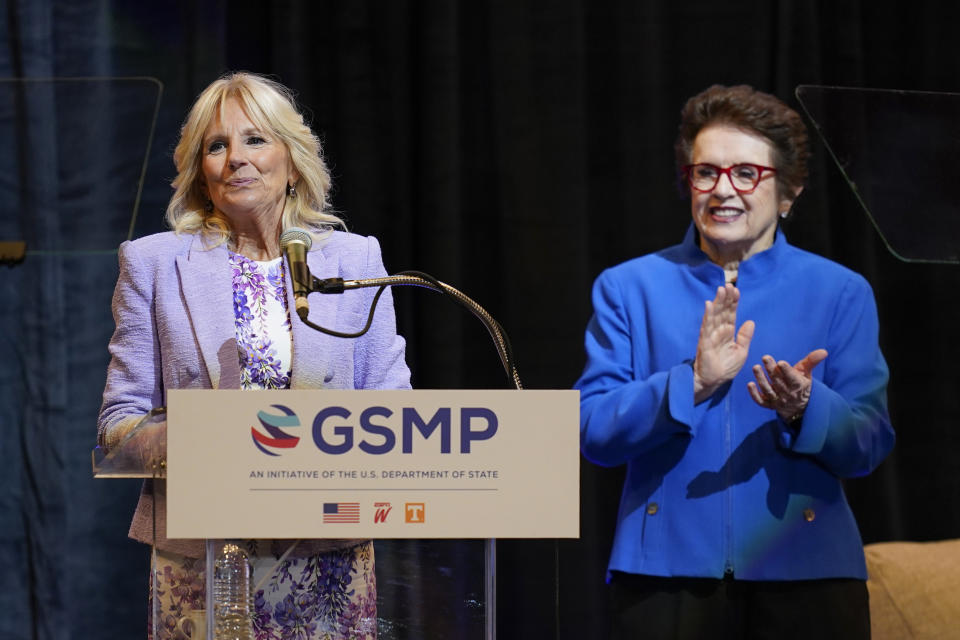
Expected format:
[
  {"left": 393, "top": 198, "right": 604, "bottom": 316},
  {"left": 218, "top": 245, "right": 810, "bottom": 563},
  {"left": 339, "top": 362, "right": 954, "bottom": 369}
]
[
  {"left": 779, "top": 211, "right": 788, "bottom": 219},
  {"left": 287, "top": 184, "right": 297, "bottom": 198}
]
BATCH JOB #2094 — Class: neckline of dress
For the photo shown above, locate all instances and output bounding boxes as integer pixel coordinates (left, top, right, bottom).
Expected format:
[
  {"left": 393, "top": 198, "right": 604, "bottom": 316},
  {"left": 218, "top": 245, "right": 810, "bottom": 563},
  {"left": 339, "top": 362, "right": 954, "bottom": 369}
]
[{"left": 229, "top": 250, "right": 283, "bottom": 266}]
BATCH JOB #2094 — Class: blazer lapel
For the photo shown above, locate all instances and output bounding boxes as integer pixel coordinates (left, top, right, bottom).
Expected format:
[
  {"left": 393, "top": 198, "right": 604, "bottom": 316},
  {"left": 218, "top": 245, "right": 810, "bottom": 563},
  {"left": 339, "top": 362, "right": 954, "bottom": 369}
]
[
  {"left": 288, "top": 244, "right": 343, "bottom": 389},
  {"left": 175, "top": 237, "right": 242, "bottom": 389}
]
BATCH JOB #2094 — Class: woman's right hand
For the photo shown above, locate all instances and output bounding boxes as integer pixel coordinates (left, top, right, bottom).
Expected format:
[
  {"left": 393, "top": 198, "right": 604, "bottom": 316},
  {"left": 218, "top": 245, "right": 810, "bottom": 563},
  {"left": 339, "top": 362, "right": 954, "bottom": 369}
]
[
  {"left": 693, "top": 284, "right": 755, "bottom": 404},
  {"left": 102, "top": 411, "right": 168, "bottom": 473}
]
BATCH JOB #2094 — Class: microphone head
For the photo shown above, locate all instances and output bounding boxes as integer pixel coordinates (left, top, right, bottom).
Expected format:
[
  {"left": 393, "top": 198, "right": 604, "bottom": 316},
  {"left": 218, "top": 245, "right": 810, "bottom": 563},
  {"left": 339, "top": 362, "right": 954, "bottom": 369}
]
[{"left": 280, "top": 227, "right": 313, "bottom": 251}]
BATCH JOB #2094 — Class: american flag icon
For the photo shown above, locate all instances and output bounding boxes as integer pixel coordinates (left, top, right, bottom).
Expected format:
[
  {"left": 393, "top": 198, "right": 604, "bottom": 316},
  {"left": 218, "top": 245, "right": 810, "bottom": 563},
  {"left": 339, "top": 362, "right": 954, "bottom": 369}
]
[{"left": 323, "top": 502, "right": 360, "bottom": 523}]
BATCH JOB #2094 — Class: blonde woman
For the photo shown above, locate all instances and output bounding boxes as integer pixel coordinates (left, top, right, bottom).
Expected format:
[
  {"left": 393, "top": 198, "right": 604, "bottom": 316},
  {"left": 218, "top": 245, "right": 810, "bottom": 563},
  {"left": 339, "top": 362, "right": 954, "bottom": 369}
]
[{"left": 98, "top": 72, "right": 410, "bottom": 639}]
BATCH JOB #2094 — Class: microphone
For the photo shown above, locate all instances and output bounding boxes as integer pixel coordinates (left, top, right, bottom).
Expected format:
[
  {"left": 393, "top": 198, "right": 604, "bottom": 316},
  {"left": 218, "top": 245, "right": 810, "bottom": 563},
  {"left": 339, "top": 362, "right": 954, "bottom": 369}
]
[{"left": 280, "top": 227, "right": 313, "bottom": 320}]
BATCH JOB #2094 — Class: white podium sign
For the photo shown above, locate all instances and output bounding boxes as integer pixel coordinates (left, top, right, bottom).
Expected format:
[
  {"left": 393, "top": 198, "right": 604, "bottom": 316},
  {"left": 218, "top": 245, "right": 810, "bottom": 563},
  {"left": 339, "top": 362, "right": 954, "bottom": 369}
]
[{"left": 166, "top": 389, "right": 579, "bottom": 539}]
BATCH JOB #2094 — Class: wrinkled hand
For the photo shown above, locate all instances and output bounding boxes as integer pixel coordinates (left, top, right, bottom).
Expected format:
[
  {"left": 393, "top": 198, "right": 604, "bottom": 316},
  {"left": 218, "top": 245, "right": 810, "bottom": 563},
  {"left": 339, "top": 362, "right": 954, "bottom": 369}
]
[
  {"left": 124, "top": 418, "right": 167, "bottom": 471},
  {"left": 747, "top": 349, "right": 828, "bottom": 422},
  {"left": 693, "top": 284, "right": 755, "bottom": 404},
  {"left": 102, "top": 412, "right": 167, "bottom": 475}
]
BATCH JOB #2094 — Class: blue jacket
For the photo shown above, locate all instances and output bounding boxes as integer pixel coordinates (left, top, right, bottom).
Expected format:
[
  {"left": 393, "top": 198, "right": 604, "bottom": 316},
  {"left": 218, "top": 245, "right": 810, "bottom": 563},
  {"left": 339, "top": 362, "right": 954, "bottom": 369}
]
[{"left": 575, "top": 226, "right": 894, "bottom": 581}]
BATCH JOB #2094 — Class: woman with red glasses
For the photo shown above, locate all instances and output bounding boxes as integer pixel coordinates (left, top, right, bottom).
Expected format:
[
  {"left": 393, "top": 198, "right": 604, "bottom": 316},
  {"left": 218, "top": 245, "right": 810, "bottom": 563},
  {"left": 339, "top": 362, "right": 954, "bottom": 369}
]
[{"left": 575, "top": 85, "right": 893, "bottom": 639}]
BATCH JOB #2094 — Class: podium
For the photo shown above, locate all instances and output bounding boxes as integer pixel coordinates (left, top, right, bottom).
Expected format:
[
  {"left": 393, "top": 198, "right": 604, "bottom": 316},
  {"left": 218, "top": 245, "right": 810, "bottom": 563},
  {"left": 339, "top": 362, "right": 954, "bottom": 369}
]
[{"left": 94, "top": 389, "right": 580, "bottom": 639}]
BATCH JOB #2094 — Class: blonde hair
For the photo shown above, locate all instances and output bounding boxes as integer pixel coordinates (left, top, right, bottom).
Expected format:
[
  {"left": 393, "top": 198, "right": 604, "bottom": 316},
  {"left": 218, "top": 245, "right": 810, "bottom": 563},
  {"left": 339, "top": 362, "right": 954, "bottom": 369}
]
[{"left": 166, "top": 72, "right": 345, "bottom": 243}]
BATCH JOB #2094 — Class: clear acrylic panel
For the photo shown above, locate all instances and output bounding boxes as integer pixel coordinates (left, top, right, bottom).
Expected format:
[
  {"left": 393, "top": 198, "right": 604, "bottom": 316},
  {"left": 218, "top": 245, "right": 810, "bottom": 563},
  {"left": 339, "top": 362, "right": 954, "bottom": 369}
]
[
  {"left": 0, "top": 77, "right": 162, "bottom": 255},
  {"left": 796, "top": 85, "right": 960, "bottom": 264}
]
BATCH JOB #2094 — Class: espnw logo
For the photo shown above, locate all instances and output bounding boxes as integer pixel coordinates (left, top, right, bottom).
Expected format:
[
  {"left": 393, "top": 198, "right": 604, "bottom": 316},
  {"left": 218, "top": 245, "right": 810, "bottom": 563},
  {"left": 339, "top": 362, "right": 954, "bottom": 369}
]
[
  {"left": 374, "top": 502, "right": 392, "bottom": 523},
  {"left": 251, "top": 405, "right": 301, "bottom": 456}
]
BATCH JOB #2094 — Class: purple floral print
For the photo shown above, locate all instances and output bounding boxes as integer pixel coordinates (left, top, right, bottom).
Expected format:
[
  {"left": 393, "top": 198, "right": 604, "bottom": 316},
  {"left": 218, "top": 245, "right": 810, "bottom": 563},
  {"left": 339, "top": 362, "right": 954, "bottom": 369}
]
[
  {"left": 149, "top": 543, "right": 377, "bottom": 640},
  {"left": 230, "top": 253, "right": 292, "bottom": 390}
]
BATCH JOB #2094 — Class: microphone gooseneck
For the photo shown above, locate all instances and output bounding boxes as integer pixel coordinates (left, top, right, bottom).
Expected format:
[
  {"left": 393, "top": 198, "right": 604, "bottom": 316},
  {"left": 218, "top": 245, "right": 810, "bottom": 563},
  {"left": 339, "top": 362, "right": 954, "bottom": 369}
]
[
  {"left": 280, "top": 227, "right": 313, "bottom": 320},
  {"left": 302, "top": 270, "right": 523, "bottom": 389},
  {"left": 279, "top": 230, "right": 522, "bottom": 388}
]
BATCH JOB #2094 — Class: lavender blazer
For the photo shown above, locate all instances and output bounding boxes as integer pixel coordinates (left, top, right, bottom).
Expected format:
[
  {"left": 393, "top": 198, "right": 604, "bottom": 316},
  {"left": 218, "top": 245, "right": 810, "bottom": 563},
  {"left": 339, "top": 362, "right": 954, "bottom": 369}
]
[{"left": 97, "top": 230, "right": 411, "bottom": 555}]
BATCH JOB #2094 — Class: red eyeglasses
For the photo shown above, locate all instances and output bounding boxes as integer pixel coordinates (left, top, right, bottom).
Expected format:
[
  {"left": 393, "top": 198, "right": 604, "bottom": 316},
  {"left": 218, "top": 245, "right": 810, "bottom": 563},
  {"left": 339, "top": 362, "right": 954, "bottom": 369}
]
[{"left": 681, "top": 163, "right": 777, "bottom": 194}]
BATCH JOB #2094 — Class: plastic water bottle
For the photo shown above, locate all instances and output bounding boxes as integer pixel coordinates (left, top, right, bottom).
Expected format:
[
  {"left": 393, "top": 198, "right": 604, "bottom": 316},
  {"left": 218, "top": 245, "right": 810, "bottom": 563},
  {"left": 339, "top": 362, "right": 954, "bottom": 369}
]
[{"left": 213, "top": 542, "right": 254, "bottom": 640}]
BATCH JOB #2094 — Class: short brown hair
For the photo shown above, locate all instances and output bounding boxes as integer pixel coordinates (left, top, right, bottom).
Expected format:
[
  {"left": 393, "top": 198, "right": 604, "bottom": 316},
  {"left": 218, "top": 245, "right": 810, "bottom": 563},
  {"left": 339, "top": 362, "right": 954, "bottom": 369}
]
[{"left": 675, "top": 85, "right": 809, "bottom": 197}]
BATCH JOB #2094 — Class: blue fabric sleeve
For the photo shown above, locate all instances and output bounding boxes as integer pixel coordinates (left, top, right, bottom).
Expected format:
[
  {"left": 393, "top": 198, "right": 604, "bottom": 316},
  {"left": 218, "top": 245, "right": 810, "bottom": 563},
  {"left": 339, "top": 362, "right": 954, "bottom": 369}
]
[
  {"left": 577, "top": 270, "right": 702, "bottom": 467},
  {"left": 781, "top": 275, "right": 894, "bottom": 477}
]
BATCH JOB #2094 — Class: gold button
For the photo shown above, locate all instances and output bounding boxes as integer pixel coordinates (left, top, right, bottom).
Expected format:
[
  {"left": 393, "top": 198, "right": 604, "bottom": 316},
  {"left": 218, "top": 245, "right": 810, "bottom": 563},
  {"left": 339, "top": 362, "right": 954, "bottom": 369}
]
[
  {"left": 803, "top": 508, "right": 815, "bottom": 522},
  {"left": 646, "top": 502, "right": 659, "bottom": 515}
]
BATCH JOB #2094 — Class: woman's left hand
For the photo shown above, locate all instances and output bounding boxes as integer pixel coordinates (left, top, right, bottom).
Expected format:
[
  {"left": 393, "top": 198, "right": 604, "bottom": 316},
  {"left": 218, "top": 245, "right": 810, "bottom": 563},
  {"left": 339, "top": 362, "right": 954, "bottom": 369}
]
[{"left": 747, "top": 349, "right": 828, "bottom": 423}]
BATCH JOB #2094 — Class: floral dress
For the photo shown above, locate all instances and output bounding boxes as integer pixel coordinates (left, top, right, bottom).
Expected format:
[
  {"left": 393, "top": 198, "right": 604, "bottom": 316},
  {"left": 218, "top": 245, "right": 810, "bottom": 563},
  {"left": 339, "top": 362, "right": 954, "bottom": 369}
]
[
  {"left": 232, "top": 252, "right": 292, "bottom": 390},
  {"left": 148, "top": 253, "right": 377, "bottom": 640}
]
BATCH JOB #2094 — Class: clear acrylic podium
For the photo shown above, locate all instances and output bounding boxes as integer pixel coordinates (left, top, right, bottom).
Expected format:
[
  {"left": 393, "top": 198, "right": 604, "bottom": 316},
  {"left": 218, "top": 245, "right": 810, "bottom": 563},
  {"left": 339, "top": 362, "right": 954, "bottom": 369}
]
[
  {"left": 92, "top": 409, "right": 493, "bottom": 640},
  {"left": 93, "top": 386, "right": 580, "bottom": 640}
]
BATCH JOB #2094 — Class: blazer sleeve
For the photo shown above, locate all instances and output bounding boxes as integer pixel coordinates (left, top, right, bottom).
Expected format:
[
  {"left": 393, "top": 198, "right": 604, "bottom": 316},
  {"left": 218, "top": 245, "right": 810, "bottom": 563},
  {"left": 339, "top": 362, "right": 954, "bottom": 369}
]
[
  {"left": 352, "top": 235, "right": 412, "bottom": 390},
  {"left": 96, "top": 241, "right": 164, "bottom": 450},
  {"left": 575, "top": 268, "right": 703, "bottom": 467},
  {"left": 781, "top": 275, "right": 894, "bottom": 477}
]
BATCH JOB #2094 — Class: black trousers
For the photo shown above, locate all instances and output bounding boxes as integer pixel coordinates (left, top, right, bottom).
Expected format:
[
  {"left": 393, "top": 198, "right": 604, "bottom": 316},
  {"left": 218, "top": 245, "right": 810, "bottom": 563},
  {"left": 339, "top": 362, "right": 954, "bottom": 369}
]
[{"left": 609, "top": 573, "right": 870, "bottom": 640}]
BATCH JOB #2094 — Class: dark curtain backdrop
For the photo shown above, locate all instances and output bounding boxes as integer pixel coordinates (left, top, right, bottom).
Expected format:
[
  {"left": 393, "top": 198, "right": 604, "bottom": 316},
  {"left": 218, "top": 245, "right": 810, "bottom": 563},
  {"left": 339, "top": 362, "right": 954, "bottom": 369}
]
[{"left": 2, "top": 1, "right": 959, "bottom": 638}]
